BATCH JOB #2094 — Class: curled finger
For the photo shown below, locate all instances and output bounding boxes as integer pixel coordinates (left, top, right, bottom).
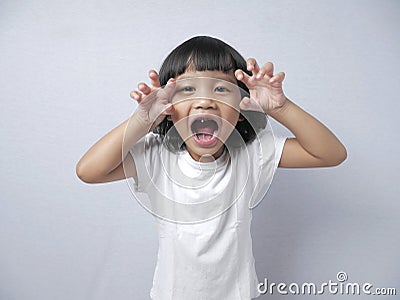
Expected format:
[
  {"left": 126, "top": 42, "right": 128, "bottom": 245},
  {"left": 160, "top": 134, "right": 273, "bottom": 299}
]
[
  {"left": 235, "top": 69, "right": 252, "bottom": 87},
  {"left": 246, "top": 58, "right": 259, "bottom": 75},
  {"left": 149, "top": 69, "right": 161, "bottom": 88},
  {"left": 257, "top": 62, "right": 274, "bottom": 79},
  {"left": 138, "top": 82, "right": 152, "bottom": 95},
  {"left": 269, "top": 72, "right": 285, "bottom": 84},
  {"left": 130, "top": 90, "right": 142, "bottom": 102}
]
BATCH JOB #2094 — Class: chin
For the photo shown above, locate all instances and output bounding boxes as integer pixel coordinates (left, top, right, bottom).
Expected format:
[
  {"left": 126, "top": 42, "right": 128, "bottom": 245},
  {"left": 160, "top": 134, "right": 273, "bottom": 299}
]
[{"left": 186, "top": 139, "right": 225, "bottom": 161}]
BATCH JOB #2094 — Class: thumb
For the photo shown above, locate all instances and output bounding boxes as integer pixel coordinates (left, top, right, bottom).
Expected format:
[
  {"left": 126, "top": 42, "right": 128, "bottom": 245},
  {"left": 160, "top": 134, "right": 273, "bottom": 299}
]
[
  {"left": 162, "top": 103, "right": 174, "bottom": 115},
  {"left": 239, "top": 97, "right": 264, "bottom": 112}
]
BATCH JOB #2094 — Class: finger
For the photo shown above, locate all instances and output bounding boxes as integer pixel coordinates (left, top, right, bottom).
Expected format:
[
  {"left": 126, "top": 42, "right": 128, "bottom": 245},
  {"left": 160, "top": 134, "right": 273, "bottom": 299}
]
[
  {"left": 257, "top": 62, "right": 274, "bottom": 79},
  {"left": 130, "top": 90, "right": 142, "bottom": 102},
  {"left": 148, "top": 69, "right": 161, "bottom": 88},
  {"left": 246, "top": 58, "right": 260, "bottom": 75},
  {"left": 161, "top": 78, "right": 176, "bottom": 99},
  {"left": 235, "top": 69, "right": 252, "bottom": 86},
  {"left": 138, "top": 82, "right": 152, "bottom": 95},
  {"left": 239, "top": 97, "right": 264, "bottom": 112},
  {"left": 269, "top": 72, "right": 285, "bottom": 84},
  {"left": 162, "top": 103, "right": 175, "bottom": 115}
]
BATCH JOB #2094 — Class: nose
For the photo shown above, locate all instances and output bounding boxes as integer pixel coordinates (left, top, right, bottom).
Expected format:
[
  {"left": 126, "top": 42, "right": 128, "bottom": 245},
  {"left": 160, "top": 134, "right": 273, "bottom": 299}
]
[{"left": 193, "top": 97, "right": 217, "bottom": 110}]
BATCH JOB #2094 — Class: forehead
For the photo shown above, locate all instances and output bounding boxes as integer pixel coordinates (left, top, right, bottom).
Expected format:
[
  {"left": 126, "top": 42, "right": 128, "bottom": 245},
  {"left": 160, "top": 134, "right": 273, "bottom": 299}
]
[{"left": 176, "top": 70, "right": 237, "bottom": 84}]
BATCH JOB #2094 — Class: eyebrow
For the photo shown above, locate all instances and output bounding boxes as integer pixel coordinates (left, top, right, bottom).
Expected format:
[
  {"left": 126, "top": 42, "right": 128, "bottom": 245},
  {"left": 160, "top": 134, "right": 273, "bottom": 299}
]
[{"left": 176, "top": 75, "right": 237, "bottom": 84}]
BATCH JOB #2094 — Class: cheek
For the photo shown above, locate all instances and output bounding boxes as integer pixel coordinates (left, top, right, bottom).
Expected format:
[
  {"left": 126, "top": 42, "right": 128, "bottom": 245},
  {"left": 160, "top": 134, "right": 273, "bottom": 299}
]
[
  {"left": 170, "top": 103, "right": 186, "bottom": 122},
  {"left": 223, "top": 107, "right": 240, "bottom": 126},
  {"left": 224, "top": 93, "right": 242, "bottom": 109},
  {"left": 218, "top": 100, "right": 239, "bottom": 110},
  {"left": 170, "top": 110, "right": 190, "bottom": 139},
  {"left": 219, "top": 111, "right": 240, "bottom": 141}
]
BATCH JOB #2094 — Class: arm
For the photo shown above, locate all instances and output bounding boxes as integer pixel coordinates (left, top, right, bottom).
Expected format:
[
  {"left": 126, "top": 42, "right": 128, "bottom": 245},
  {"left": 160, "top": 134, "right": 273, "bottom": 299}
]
[
  {"left": 76, "top": 115, "right": 148, "bottom": 183},
  {"left": 235, "top": 59, "right": 347, "bottom": 168},
  {"left": 76, "top": 70, "right": 174, "bottom": 183},
  {"left": 268, "top": 99, "right": 347, "bottom": 168}
]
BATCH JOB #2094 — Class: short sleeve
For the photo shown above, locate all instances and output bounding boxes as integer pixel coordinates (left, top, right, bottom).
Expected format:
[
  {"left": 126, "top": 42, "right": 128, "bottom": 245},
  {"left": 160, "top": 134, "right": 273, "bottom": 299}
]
[
  {"left": 273, "top": 134, "right": 287, "bottom": 169},
  {"left": 241, "top": 127, "right": 288, "bottom": 207},
  {"left": 129, "top": 132, "right": 162, "bottom": 192}
]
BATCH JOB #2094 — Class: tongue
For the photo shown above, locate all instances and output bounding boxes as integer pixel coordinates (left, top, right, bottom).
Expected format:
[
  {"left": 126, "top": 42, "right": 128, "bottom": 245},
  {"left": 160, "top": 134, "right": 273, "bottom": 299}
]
[
  {"left": 197, "top": 133, "right": 214, "bottom": 141},
  {"left": 195, "top": 124, "right": 215, "bottom": 142},
  {"left": 196, "top": 126, "right": 215, "bottom": 135}
]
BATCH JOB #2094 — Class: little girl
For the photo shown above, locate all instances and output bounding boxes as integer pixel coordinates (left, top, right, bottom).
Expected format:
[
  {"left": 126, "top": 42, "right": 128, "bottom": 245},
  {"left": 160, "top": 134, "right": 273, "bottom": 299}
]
[{"left": 77, "top": 36, "right": 347, "bottom": 300}]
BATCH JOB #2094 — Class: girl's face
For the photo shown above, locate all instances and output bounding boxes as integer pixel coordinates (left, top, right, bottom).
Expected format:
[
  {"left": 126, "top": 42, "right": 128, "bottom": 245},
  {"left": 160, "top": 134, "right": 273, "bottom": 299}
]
[{"left": 170, "top": 70, "right": 241, "bottom": 162}]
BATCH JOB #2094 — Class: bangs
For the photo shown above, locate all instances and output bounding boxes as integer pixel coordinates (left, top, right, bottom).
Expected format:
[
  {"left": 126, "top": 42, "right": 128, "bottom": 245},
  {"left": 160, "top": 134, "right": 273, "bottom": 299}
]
[
  {"left": 158, "top": 36, "right": 245, "bottom": 86},
  {"left": 186, "top": 48, "right": 235, "bottom": 73}
]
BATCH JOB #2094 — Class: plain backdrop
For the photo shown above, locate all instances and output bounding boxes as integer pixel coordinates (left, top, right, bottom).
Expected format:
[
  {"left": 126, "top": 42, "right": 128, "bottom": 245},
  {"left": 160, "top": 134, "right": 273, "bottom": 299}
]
[{"left": 1, "top": 0, "right": 399, "bottom": 299}]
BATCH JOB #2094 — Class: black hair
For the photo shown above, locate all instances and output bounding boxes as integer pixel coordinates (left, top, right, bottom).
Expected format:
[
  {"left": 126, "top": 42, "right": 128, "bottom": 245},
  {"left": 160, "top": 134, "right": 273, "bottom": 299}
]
[{"left": 153, "top": 36, "right": 267, "bottom": 152}]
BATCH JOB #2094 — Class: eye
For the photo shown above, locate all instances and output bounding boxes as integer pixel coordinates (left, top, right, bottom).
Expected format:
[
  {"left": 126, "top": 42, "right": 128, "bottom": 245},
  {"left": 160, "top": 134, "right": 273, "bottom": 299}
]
[
  {"left": 180, "top": 86, "right": 195, "bottom": 92},
  {"left": 214, "top": 86, "right": 231, "bottom": 93}
]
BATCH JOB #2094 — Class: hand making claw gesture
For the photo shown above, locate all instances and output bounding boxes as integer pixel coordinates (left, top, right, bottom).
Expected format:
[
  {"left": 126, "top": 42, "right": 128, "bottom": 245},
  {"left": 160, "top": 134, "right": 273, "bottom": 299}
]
[
  {"left": 235, "top": 59, "right": 287, "bottom": 114},
  {"left": 130, "top": 70, "right": 175, "bottom": 129}
]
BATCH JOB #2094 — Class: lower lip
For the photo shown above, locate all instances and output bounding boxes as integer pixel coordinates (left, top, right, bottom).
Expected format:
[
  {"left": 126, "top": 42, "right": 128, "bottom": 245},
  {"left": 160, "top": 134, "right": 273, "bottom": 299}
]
[{"left": 193, "top": 133, "right": 219, "bottom": 147}]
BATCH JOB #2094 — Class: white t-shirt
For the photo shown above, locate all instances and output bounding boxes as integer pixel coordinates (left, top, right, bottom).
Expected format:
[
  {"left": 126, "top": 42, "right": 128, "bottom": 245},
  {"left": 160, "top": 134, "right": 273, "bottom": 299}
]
[{"left": 129, "top": 127, "right": 287, "bottom": 300}]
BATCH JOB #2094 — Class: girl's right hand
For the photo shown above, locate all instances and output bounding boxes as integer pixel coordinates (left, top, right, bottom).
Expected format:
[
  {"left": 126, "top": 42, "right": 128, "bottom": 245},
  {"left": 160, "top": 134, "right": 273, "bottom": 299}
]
[{"left": 130, "top": 70, "right": 175, "bottom": 130}]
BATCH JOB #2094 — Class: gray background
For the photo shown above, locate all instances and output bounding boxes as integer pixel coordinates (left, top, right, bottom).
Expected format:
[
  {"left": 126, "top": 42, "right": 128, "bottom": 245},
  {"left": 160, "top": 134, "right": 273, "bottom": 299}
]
[{"left": 1, "top": 0, "right": 399, "bottom": 299}]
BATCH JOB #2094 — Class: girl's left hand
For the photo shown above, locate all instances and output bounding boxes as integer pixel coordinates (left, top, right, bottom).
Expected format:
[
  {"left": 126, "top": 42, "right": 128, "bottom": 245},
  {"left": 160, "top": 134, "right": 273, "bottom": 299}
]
[{"left": 235, "top": 59, "right": 287, "bottom": 114}]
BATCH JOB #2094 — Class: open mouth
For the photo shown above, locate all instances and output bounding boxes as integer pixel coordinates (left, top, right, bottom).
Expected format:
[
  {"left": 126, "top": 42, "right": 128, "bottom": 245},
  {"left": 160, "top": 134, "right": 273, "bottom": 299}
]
[{"left": 190, "top": 115, "right": 220, "bottom": 147}]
